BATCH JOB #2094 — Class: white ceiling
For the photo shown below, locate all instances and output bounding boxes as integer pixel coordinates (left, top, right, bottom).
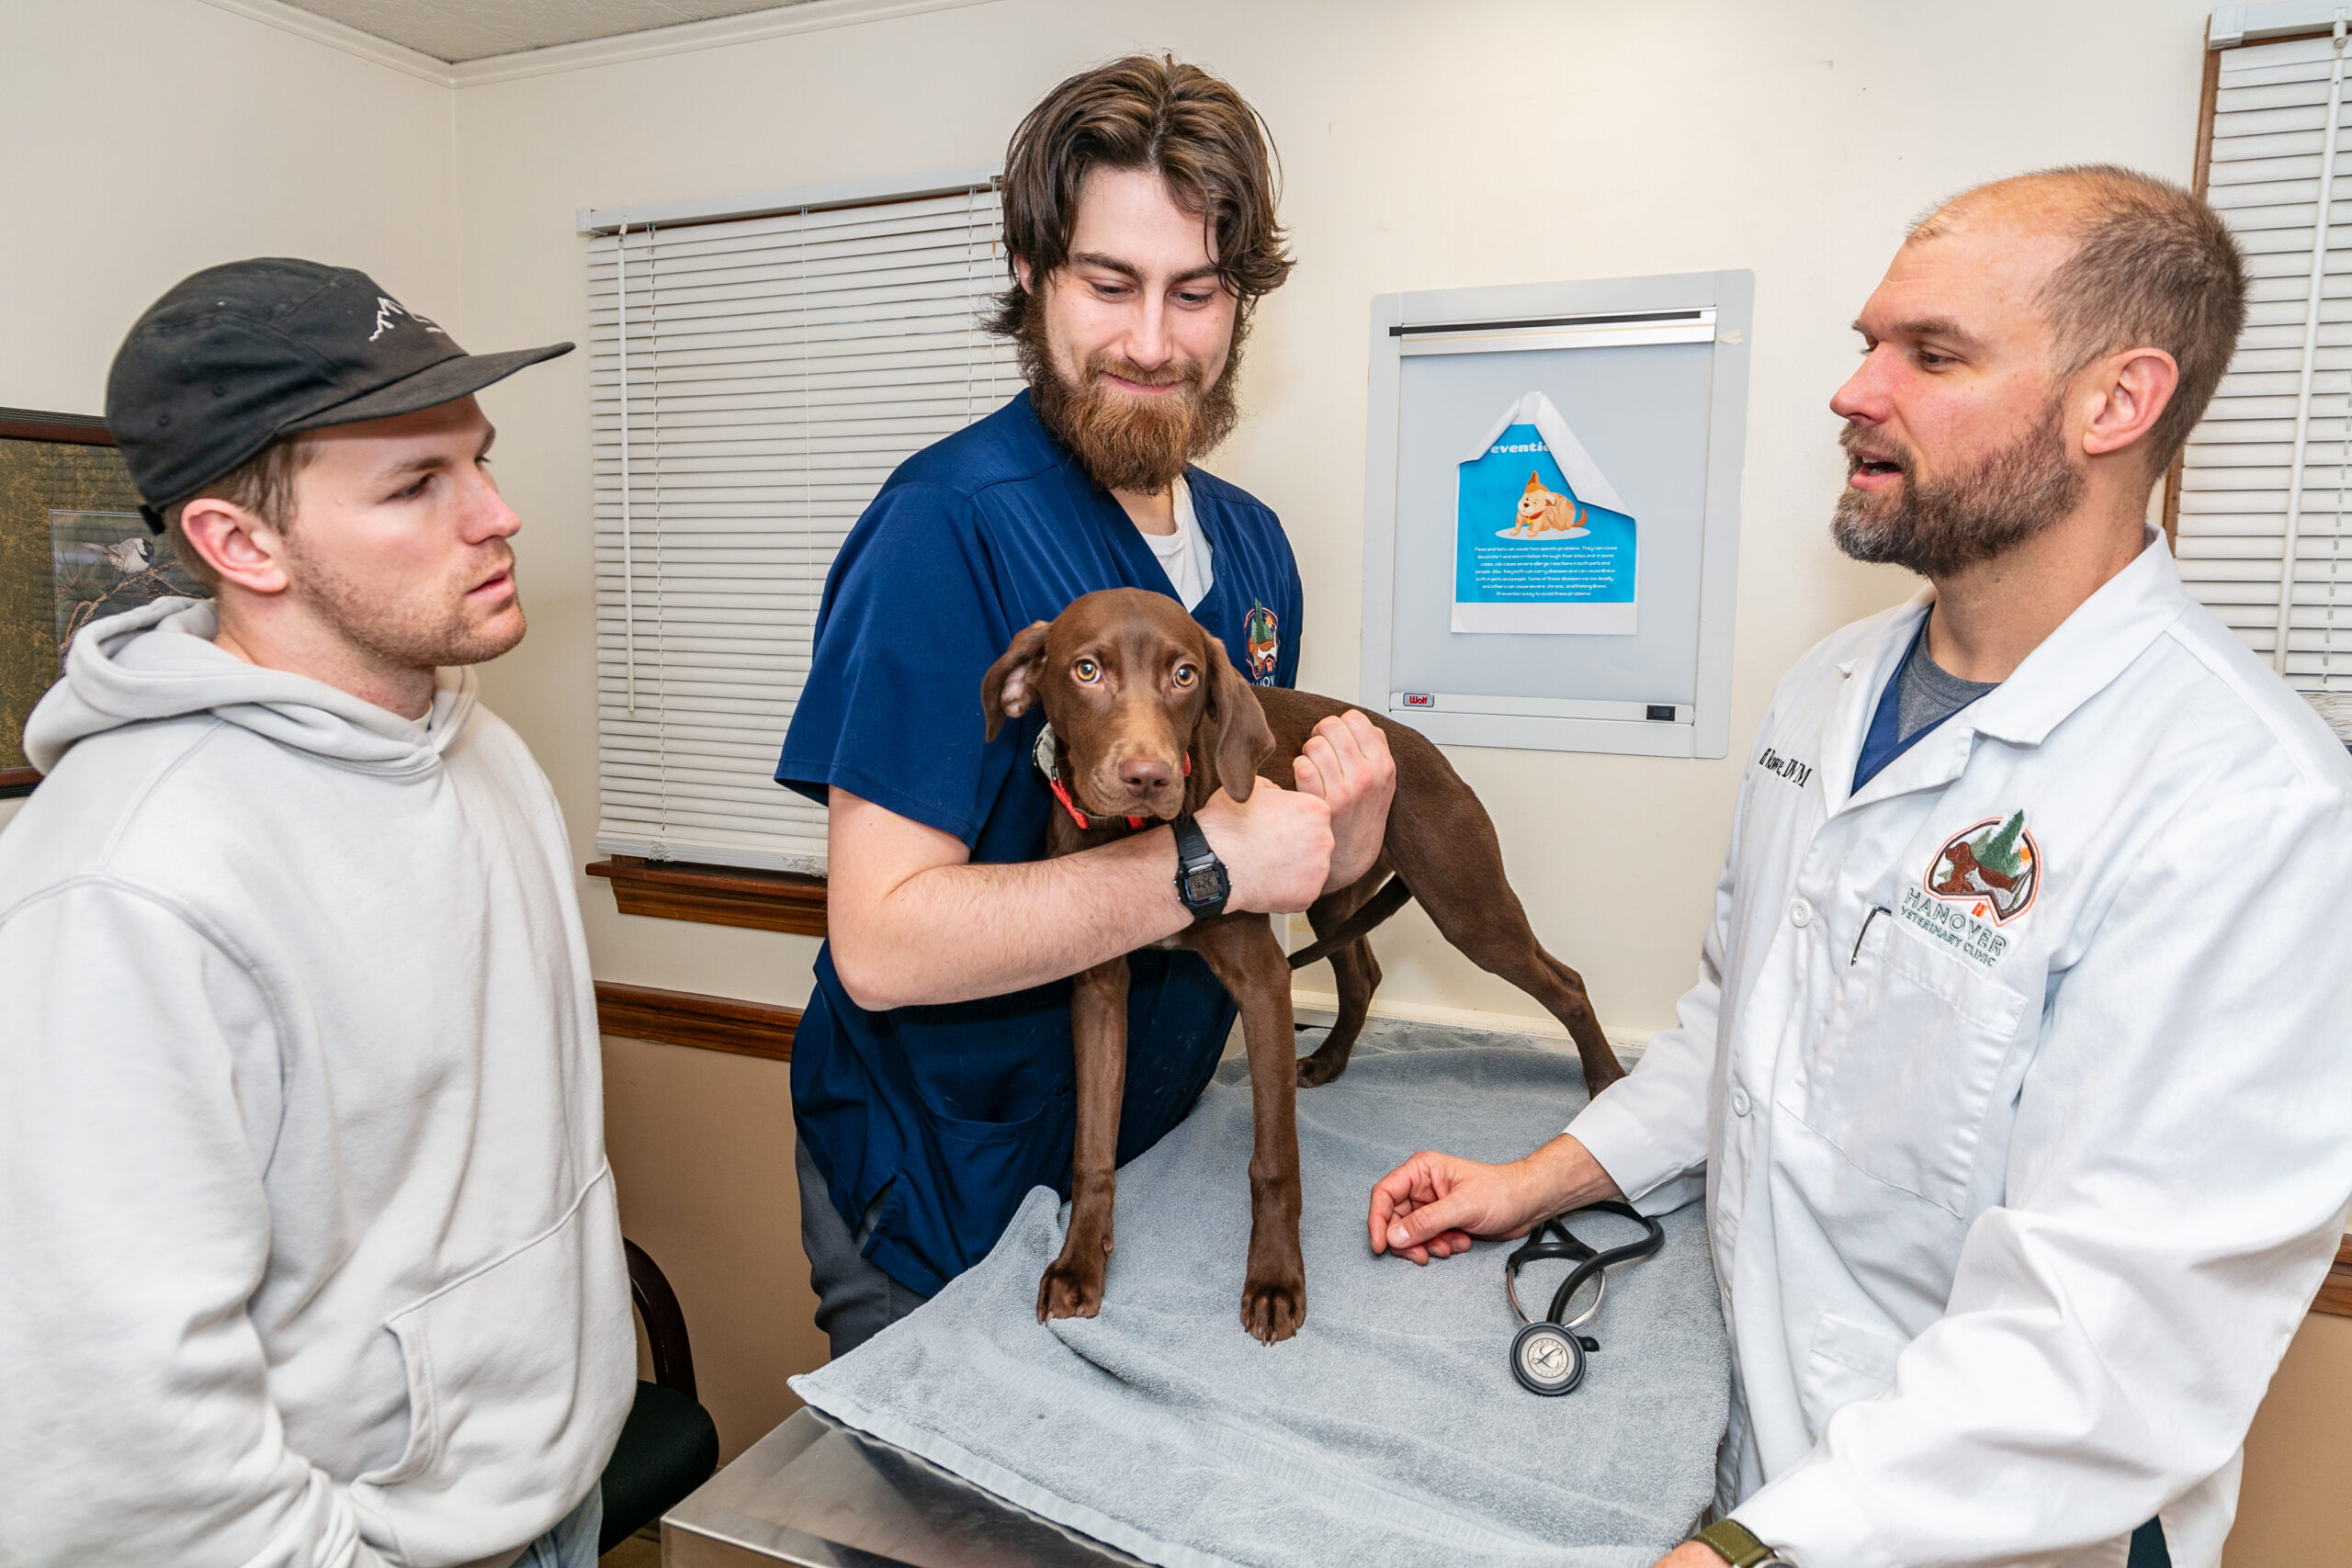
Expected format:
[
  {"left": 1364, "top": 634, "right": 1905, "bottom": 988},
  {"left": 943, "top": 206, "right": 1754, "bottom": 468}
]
[{"left": 271, "top": 0, "right": 818, "bottom": 63}]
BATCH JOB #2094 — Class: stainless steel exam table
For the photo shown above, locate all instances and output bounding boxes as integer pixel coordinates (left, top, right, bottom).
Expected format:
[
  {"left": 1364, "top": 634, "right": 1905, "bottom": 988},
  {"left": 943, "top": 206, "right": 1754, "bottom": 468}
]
[{"left": 659, "top": 1407, "right": 1142, "bottom": 1567}]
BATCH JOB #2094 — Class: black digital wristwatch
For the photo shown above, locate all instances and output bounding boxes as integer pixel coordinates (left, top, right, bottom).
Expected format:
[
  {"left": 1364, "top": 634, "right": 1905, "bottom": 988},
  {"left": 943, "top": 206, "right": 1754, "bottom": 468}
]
[{"left": 1170, "top": 814, "right": 1231, "bottom": 920}]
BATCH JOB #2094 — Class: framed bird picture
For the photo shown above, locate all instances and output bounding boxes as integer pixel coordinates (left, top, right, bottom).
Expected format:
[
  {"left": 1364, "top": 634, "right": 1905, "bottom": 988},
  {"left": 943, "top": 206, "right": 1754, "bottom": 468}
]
[{"left": 0, "top": 409, "right": 206, "bottom": 795}]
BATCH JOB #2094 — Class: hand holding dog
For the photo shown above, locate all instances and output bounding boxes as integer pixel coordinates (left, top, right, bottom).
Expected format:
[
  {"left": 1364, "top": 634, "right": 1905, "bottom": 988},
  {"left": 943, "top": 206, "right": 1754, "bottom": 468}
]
[
  {"left": 1368, "top": 1134, "right": 1623, "bottom": 1265},
  {"left": 1292, "top": 710, "right": 1395, "bottom": 895},
  {"left": 1194, "top": 782, "right": 1333, "bottom": 915}
]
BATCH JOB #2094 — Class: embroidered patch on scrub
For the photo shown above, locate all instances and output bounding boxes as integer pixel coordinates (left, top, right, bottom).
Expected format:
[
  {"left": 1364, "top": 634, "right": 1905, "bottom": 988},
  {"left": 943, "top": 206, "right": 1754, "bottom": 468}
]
[
  {"left": 1899, "top": 811, "right": 2039, "bottom": 967},
  {"left": 1244, "top": 602, "right": 1280, "bottom": 684}
]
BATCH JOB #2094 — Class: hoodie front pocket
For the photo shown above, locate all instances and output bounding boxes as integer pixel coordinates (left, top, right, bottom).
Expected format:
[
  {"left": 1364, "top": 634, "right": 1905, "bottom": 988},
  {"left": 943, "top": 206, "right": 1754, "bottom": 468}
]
[{"left": 353, "top": 1169, "right": 633, "bottom": 1565}]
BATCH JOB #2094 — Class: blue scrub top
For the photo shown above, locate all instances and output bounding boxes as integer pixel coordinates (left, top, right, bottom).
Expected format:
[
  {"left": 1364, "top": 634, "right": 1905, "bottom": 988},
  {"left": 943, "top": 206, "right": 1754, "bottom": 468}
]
[{"left": 775, "top": 390, "right": 1304, "bottom": 1297}]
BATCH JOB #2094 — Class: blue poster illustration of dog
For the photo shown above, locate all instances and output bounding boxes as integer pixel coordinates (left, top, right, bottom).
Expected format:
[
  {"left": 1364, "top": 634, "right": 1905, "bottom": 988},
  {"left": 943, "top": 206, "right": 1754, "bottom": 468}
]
[{"left": 1452, "top": 390, "right": 1639, "bottom": 636}]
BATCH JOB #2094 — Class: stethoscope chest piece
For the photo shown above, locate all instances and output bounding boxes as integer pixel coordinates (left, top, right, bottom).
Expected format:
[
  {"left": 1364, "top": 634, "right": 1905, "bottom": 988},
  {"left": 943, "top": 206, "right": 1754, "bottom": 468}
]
[
  {"left": 1510, "top": 1320, "right": 1594, "bottom": 1396},
  {"left": 1502, "top": 1199, "right": 1664, "bottom": 1396}
]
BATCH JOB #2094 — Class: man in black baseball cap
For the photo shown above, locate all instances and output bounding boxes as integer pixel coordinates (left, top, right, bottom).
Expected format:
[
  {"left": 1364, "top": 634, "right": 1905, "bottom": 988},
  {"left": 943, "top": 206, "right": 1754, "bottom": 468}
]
[
  {"left": 111, "top": 256, "right": 570, "bottom": 533},
  {"left": 0, "top": 259, "right": 632, "bottom": 1568}
]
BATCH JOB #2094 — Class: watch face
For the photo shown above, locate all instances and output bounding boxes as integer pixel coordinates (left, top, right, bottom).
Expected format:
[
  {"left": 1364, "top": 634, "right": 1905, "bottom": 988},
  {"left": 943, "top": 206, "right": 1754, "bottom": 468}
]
[{"left": 1183, "top": 867, "right": 1225, "bottom": 905}]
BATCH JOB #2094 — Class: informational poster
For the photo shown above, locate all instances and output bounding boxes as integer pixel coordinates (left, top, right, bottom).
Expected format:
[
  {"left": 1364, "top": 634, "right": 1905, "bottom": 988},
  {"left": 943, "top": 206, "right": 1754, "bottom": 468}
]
[{"left": 1452, "top": 390, "right": 1638, "bottom": 635}]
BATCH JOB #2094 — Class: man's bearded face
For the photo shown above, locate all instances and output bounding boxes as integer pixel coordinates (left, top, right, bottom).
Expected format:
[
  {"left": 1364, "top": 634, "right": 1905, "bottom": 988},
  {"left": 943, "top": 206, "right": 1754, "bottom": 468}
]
[
  {"left": 1831, "top": 389, "right": 2086, "bottom": 579},
  {"left": 1014, "top": 283, "right": 1242, "bottom": 494}
]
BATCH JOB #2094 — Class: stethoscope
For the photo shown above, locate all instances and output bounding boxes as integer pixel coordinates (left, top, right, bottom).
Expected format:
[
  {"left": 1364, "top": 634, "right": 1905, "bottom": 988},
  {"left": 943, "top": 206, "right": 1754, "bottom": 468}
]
[{"left": 1502, "top": 1200, "right": 1665, "bottom": 1395}]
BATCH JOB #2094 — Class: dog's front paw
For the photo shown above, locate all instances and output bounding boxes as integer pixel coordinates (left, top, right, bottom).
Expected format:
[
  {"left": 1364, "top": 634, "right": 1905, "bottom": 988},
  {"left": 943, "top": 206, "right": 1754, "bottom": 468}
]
[
  {"left": 1238, "top": 1263, "right": 1306, "bottom": 1344},
  {"left": 1035, "top": 1241, "right": 1110, "bottom": 1324}
]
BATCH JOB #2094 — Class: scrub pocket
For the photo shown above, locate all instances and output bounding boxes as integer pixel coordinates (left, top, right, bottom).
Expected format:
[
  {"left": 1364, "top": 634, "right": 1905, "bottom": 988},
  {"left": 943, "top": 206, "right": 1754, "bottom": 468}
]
[
  {"left": 351, "top": 1170, "right": 632, "bottom": 1566},
  {"left": 913, "top": 1083, "right": 1077, "bottom": 1272},
  {"left": 1798, "top": 922, "right": 2029, "bottom": 1215}
]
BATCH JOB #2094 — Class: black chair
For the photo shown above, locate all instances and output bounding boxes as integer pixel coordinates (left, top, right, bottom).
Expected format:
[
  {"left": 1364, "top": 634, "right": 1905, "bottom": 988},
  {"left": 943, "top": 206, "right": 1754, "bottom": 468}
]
[{"left": 597, "top": 1240, "right": 722, "bottom": 1554}]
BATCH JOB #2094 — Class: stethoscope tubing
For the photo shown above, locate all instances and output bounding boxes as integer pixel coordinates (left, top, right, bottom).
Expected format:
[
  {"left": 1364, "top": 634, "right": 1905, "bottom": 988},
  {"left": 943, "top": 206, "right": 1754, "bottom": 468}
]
[{"left": 1503, "top": 1200, "right": 1666, "bottom": 1328}]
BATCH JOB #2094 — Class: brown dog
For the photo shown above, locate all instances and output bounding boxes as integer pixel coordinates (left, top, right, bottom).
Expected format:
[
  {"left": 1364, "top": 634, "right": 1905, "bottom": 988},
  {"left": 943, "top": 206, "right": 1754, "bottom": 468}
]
[{"left": 981, "top": 588, "right": 1623, "bottom": 1344}]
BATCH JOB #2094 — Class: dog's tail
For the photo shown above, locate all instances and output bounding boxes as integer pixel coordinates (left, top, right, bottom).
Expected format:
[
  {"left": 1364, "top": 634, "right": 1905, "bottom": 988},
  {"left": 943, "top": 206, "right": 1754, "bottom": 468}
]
[{"left": 1285, "top": 875, "right": 1415, "bottom": 969}]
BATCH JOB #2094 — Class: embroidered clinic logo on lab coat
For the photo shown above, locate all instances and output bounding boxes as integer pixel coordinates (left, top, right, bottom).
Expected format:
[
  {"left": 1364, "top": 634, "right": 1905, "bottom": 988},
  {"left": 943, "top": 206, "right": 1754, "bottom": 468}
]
[
  {"left": 1900, "top": 812, "right": 2040, "bottom": 967},
  {"left": 1244, "top": 602, "right": 1279, "bottom": 684},
  {"left": 1927, "top": 811, "right": 2039, "bottom": 923}
]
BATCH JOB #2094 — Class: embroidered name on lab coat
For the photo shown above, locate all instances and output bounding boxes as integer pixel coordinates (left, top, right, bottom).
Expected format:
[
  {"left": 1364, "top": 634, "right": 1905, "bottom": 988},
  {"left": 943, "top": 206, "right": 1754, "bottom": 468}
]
[{"left": 1757, "top": 747, "right": 1813, "bottom": 788}]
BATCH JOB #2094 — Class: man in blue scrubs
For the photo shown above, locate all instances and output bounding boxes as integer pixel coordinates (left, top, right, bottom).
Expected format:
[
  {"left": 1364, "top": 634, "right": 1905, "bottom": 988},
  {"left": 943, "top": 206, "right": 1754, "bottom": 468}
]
[{"left": 777, "top": 56, "right": 1396, "bottom": 1354}]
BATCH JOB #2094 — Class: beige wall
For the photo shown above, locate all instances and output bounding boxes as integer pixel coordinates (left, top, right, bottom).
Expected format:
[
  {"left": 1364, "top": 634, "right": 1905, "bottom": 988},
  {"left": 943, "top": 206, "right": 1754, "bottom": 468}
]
[
  {"left": 7, "top": 0, "right": 2350, "bottom": 1545},
  {"left": 0, "top": 0, "right": 456, "bottom": 417},
  {"left": 0, "top": 0, "right": 454, "bottom": 834},
  {"left": 452, "top": 0, "right": 2218, "bottom": 1037},
  {"left": 2230, "top": 1311, "right": 2352, "bottom": 1565},
  {"left": 601, "top": 1033, "right": 823, "bottom": 1461}
]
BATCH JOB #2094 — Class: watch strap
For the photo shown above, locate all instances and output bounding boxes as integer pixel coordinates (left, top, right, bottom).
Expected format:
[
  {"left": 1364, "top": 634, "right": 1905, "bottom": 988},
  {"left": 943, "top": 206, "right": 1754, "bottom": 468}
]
[
  {"left": 1170, "top": 814, "right": 1228, "bottom": 919},
  {"left": 1692, "top": 1519, "right": 1796, "bottom": 1568}
]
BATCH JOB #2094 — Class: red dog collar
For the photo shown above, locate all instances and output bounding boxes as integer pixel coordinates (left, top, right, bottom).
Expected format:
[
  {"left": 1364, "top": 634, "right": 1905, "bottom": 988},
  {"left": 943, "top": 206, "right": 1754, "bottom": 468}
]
[{"left": 1034, "top": 721, "right": 1185, "bottom": 831}]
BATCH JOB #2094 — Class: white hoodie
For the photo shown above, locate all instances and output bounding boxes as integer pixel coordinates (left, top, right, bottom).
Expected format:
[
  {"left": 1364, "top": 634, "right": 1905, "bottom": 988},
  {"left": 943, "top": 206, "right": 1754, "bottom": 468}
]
[{"left": 0, "top": 600, "right": 632, "bottom": 1568}]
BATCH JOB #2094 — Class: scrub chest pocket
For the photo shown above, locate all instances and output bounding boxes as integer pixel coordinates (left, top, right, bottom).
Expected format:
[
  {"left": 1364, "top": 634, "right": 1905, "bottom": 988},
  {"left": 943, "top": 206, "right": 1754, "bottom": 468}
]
[{"left": 1793, "top": 919, "right": 2030, "bottom": 1216}]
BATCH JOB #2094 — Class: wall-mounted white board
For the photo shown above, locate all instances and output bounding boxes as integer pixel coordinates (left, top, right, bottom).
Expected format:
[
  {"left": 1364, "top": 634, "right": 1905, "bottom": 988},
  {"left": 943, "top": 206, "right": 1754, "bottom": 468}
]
[{"left": 1361, "top": 271, "right": 1752, "bottom": 757}]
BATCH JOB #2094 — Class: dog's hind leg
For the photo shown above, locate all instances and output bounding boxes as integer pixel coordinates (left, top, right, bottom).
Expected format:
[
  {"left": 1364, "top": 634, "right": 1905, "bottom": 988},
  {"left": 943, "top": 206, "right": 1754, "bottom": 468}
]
[
  {"left": 1401, "top": 848, "right": 1625, "bottom": 1098},
  {"left": 1189, "top": 916, "right": 1306, "bottom": 1345},
  {"left": 1296, "top": 880, "right": 1385, "bottom": 1088},
  {"left": 1037, "top": 955, "right": 1128, "bottom": 1323},
  {"left": 1297, "top": 937, "right": 1379, "bottom": 1088}
]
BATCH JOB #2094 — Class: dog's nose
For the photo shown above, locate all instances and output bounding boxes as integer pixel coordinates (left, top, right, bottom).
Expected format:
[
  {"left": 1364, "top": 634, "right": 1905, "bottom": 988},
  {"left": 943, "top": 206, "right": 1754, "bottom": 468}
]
[{"left": 1117, "top": 755, "right": 1172, "bottom": 797}]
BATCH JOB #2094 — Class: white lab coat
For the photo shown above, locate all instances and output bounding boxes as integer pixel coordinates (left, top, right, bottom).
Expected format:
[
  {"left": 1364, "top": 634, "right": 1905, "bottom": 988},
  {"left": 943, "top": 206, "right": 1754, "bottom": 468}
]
[{"left": 1568, "top": 535, "right": 2352, "bottom": 1568}]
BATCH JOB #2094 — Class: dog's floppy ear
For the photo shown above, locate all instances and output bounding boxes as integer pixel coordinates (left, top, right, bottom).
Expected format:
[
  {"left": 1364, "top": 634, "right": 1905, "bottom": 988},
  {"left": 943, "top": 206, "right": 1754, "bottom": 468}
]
[
  {"left": 1197, "top": 634, "right": 1275, "bottom": 803},
  {"left": 981, "top": 621, "right": 1051, "bottom": 741}
]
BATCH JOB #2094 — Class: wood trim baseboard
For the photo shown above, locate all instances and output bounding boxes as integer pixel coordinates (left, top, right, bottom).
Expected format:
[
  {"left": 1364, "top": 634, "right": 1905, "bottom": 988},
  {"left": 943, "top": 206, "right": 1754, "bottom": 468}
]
[
  {"left": 2314, "top": 1238, "right": 2352, "bottom": 1319},
  {"left": 586, "top": 856, "right": 826, "bottom": 936},
  {"left": 594, "top": 981, "right": 798, "bottom": 1061}
]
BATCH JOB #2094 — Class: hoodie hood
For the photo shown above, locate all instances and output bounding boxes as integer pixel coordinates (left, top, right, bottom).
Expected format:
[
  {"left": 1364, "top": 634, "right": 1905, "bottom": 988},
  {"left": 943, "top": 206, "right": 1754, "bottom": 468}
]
[{"left": 24, "top": 597, "right": 476, "bottom": 778}]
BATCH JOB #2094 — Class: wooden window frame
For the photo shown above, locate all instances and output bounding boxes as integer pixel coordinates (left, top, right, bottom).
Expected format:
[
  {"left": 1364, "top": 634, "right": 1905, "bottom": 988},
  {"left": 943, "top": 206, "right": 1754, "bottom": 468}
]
[
  {"left": 0, "top": 408, "right": 125, "bottom": 798},
  {"left": 587, "top": 855, "right": 826, "bottom": 937}
]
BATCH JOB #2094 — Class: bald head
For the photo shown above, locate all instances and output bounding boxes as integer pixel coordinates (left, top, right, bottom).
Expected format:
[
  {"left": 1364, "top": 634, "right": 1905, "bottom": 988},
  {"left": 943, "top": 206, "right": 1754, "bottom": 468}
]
[{"left": 1905, "top": 165, "right": 2246, "bottom": 469}]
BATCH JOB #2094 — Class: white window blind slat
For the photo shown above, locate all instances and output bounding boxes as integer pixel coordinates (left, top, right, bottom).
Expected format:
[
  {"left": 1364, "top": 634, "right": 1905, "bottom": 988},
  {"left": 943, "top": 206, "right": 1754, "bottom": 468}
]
[
  {"left": 591, "top": 183, "right": 1018, "bottom": 873},
  {"left": 2183, "top": 30, "right": 2352, "bottom": 736}
]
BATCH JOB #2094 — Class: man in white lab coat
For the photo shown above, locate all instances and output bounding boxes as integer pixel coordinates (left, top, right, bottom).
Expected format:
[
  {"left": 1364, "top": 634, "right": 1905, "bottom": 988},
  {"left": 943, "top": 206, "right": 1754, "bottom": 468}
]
[{"left": 1368, "top": 166, "right": 2352, "bottom": 1568}]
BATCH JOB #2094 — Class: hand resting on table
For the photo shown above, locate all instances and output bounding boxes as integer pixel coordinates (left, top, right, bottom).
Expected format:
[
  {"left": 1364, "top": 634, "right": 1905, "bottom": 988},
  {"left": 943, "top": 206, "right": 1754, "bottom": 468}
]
[{"left": 1368, "top": 1133, "right": 1624, "bottom": 1265}]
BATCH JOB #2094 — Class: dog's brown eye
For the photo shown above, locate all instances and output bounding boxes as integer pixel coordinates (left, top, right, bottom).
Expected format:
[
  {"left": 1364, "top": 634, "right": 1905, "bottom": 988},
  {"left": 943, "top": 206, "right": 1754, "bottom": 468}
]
[
  {"left": 1172, "top": 665, "right": 1198, "bottom": 688},
  {"left": 1073, "top": 659, "right": 1100, "bottom": 682}
]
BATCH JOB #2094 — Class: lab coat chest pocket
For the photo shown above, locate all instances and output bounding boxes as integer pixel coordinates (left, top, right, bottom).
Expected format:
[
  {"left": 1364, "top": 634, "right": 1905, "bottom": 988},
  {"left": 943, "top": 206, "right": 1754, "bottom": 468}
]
[{"left": 1799, "top": 924, "right": 2028, "bottom": 1214}]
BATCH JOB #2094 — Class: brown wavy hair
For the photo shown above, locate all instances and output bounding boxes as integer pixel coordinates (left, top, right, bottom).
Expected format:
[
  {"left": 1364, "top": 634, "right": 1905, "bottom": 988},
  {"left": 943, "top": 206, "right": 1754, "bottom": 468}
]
[{"left": 991, "top": 55, "right": 1294, "bottom": 335}]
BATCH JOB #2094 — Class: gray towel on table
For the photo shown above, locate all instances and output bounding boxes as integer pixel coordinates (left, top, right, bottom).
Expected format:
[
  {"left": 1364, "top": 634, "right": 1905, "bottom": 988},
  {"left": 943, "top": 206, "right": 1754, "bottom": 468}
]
[{"left": 791, "top": 1021, "right": 1729, "bottom": 1568}]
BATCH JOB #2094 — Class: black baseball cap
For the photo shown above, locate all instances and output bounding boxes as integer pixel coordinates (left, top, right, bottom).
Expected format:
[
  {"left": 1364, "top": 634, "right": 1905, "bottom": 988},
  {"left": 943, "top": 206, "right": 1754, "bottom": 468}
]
[{"left": 106, "top": 257, "right": 572, "bottom": 533}]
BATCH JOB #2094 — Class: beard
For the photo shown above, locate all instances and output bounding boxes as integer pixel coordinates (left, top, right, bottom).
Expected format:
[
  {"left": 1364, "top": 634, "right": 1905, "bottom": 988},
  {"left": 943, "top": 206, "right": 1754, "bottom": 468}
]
[
  {"left": 283, "top": 531, "right": 527, "bottom": 671},
  {"left": 1014, "top": 288, "right": 1243, "bottom": 493},
  {"left": 1830, "top": 403, "right": 2086, "bottom": 579}
]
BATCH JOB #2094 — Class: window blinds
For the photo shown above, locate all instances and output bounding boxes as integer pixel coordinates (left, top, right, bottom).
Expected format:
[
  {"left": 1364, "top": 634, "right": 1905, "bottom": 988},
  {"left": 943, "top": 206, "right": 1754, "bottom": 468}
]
[
  {"left": 589, "top": 186, "right": 1020, "bottom": 873},
  {"left": 2183, "top": 28, "right": 2352, "bottom": 734}
]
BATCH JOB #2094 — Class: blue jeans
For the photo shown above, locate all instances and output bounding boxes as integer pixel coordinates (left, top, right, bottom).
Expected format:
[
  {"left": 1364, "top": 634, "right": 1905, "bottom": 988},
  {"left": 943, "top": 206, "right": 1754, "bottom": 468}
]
[{"left": 515, "top": 1487, "right": 602, "bottom": 1568}]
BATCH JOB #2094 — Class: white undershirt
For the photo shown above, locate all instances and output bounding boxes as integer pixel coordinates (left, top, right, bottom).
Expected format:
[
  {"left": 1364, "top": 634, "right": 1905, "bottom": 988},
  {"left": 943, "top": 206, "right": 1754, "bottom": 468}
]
[{"left": 1143, "top": 475, "right": 1215, "bottom": 612}]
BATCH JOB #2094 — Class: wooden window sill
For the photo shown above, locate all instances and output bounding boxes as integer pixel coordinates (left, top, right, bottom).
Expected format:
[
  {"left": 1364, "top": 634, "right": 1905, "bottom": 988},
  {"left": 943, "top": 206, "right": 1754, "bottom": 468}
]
[{"left": 586, "top": 856, "right": 826, "bottom": 937}]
